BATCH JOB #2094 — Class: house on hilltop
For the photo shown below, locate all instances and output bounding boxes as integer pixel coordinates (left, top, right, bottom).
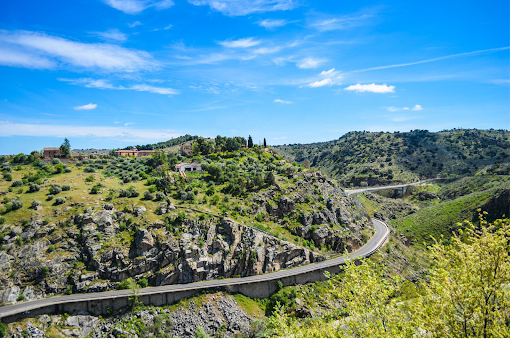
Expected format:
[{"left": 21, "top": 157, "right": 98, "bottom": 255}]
[
  {"left": 175, "top": 162, "right": 202, "bottom": 172},
  {"left": 114, "top": 147, "right": 155, "bottom": 158},
  {"left": 43, "top": 147, "right": 88, "bottom": 160}
]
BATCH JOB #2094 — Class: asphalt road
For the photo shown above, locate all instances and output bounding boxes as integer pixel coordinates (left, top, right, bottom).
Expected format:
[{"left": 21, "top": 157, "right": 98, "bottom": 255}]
[{"left": 0, "top": 219, "right": 389, "bottom": 319}]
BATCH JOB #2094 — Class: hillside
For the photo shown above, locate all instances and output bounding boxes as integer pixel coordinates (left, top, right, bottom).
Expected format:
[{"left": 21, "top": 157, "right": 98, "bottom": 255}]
[
  {"left": 0, "top": 147, "right": 372, "bottom": 305},
  {"left": 274, "top": 129, "right": 510, "bottom": 187}
]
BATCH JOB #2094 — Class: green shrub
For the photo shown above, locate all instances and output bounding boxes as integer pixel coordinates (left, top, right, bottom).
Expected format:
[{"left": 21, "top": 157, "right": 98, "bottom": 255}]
[
  {"left": 10, "top": 199, "right": 23, "bottom": 210},
  {"left": 41, "top": 266, "right": 50, "bottom": 276},
  {"left": 62, "top": 184, "right": 71, "bottom": 191},
  {"left": 17, "top": 294, "right": 25, "bottom": 301},
  {"left": 49, "top": 183, "right": 62, "bottom": 195},
  {"left": 47, "top": 194, "right": 54, "bottom": 201},
  {"left": 137, "top": 278, "right": 149, "bottom": 288},
  {"left": 143, "top": 190, "right": 154, "bottom": 201},
  {"left": 90, "top": 185, "right": 100, "bottom": 194},
  {"left": 28, "top": 182, "right": 40, "bottom": 193},
  {"left": 85, "top": 175, "right": 94, "bottom": 182},
  {"left": 11, "top": 179, "right": 23, "bottom": 187},
  {"left": 31, "top": 200, "right": 42, "bottom": 209},
  {"left": 0, "top": 218, "right": 5, "bottom": 225},
  {"left": 47, "top": 245, "right": 55, "bottom": 253},
  {"left": 155, "top": 192, "right": 165, "bottom": 201},
  {"left": 0, "top": 322, "right": 7, "bottom": 338},
  {"left": 54, "top": 197, "right": 66, "bottom": 205}
]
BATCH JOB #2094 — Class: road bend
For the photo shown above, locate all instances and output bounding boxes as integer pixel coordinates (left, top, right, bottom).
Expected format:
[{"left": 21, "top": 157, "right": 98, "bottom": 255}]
[
  {"left": 0, "top": 219, "right": 389, "bottom": 319},
  {"left": 344, "top": 179, "right": 438, "bottom": 196}
]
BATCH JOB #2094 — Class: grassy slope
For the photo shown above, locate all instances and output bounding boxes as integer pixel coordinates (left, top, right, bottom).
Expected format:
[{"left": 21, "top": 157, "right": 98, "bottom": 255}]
[{"left": 274, "top": 129, "right": 510, "bottom": 187}]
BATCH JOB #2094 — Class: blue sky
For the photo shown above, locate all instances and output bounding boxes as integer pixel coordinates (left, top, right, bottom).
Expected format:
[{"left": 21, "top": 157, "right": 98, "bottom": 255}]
[{"left": 0, "top": 0, "right": 509, "bottom": 154}]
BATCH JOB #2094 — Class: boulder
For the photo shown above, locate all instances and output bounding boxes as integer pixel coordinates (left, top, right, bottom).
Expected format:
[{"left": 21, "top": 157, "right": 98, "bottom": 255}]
[
  {"left": 135, "top": 229, "right": 154, "bottom": 252},
  {"left": 134, "top": 206, "right": 146, "bottom": 217}
]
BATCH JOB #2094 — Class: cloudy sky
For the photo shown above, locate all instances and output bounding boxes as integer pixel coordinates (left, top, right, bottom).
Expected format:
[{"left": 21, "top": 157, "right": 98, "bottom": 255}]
[{"left": 0, "top": 0, "right": 509, "bottom": 154}]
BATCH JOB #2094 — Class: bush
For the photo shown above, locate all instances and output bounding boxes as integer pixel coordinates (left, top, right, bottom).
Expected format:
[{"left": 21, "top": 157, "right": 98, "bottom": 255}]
[
  {"left": 64, "top": 167, "right": 72, "bottom": 173},
  {"left": 119, "top": 189, "right": 130, "bottom": 197},
  {"left": 28, "top": 182, "right": 40, "bottom": 193},
  {"left": 0, "top": 322, "right": 7, "bottom": 338},
  {"left": 31, "top": 200, "right": 42, "bottom": 209},
  {"left": 11, "top": 180, "right": 23, "bottom": 187},
  {"left": 84, "top": 166, "right": 96, "bottom": 173},
  {"left": 155, "top": 192, "right": 165, "bottom": 201},
  {"left": 10, "top": 199, "right": 23, "bottom": 210},
  {"left": 17, "top": 294, "right": 25, "bottom": 301},
  {"left": 85, "top": 175, "right": 94, "bottom": 182},
  {"left": 117, "top": 277, "right": 137, "bottom": 290},
  {"left": 144, "top": 190, "right": 154, "bottom": 201},
  {"left": 3, "top": 173, "right": 12, "bottom": 181},
  {"left": 137, "top": 278, "right": 149, "bottom": 288},
  {"left": 47, "top": 245, "right": 55, "bottom": 252},
  {"left": 41, "top": 266, "right": 50, "bottom": 276},
  {"left": 62, "top": 184, "right": 71, "bottom": 191},
  {"left": 0, "top": 218, "right": 5, "bottom": 225},
  {"left": 90, "top": 185, "right": 100, "bottom": 194},
  {"left": 54, "top": 197, "right": 66, "bottom": 205},
  {"left": 49, "top": 183, "right": 62, "bottom": 195},
  {"left": 52, "top": 158, "right": 61, "bottom": 165},
  {"left": 47, "top": 195, "right": 54, "bottom": 201}
]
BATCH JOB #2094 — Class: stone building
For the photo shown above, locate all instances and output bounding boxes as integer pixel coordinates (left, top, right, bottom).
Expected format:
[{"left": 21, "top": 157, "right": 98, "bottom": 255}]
[
  {"left": 175, "top": 162, "right": 202, "bottom": 172},
  {"left": 114, "top": 147, "right": 155, "bottom": 158},
  {"left": 43, "top": 147, "right": 88, "bottom": 160}
]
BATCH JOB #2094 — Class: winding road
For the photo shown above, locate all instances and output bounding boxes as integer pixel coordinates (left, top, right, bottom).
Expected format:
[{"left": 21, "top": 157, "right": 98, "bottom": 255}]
[{"left": 0, "top": 219, "right": 390, "bottom": 320}]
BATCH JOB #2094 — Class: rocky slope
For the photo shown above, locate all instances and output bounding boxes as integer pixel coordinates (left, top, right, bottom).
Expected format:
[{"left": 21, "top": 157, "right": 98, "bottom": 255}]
[{"left": 5, "top": 292, "right": 263, "bottom": 338}]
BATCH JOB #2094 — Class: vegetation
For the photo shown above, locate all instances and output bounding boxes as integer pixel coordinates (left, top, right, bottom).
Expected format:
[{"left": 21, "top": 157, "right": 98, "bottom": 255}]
[
  {"left": 274, "top": 129, "right": 509, "bottom": 187},
  {"left": 267, "top": 216, "right": 510, "bottom": 338}
]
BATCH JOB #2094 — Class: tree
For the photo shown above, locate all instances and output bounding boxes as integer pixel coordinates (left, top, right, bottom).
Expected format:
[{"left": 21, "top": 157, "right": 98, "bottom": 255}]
[
  {"left": 265, "top": 171, "right": 275, "bottom": 185},
  {"left": 60, "top": 138, "right": 71, "bottom": 158},
  {"left": 248, "top": 135, "right": 254, "bottom": 148},
  {"left": 267, "top": 215, "right": 510, "bottom": 338},
  {"left": 305, "top": 159, "right": 310, "bottom": 169},
  {"left": 263, "top": 138, "right": 267, "bottom": 148}
]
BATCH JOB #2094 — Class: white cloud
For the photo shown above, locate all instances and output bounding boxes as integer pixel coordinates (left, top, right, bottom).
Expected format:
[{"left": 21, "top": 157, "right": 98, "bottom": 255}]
[
  {"left": 309, "top": 14, "right": 374, "bottom": 32},
  {"left": 124, "top": 122, "right": 135, "bottom": 126},
  {"left": 60, "top": 78, "right": 179, "bottom": 95},
  {"left": 320, "top": 68, "right": 335, "bottom": 76},
  {"left": 73, "top": 103, "right": 97, "bottom": 110},
  {"left": 91, "top": 29, "right": 127, "bottom": 42},
  {"left": 218, "top": 37, "right": 261, "bottom": 48},
  {"left": 0, "top": 122, "right": 180, "bottom": 141},
  {"left": 128, "top": 21, "right": 142, "bottom": 28},
  {"left": 188, "top": 0, "right": 297, "bottom": 16},
  {"left": 384, "top": 105, "right": 422, "bottom": 112},
  {"left": 344, "top": 83, "right": 395, "bottom": 93},
  {"left": 253, "top": 46, "right": 281, "bottom": 54},
  {"left": 296, "top": 57, "right": 327, "bottom": 69},
  {"left": 256, "top": 19, "right": 291, "bottom": 29},
  {"left": 130, "top": 84, "right": 179, "bottom": 95},
  {"left": 0, "top": 30, "right": 156, "bottom": 72},
  {"left": 274, "top": 99, "right": 292, "bottom": 104},
  {"left": 102, "top": 0, "right": 174, "bottom": 14},
  {"left": 308, "top": 78, "right": 333, "bottom": 88},
  {"left": 0, "top": 47, "right": 55, "bottom": 69},
  {"left": 151, "top": 24, "right": 173, "bottom": 31},
  {"left": 272, "top": 136, "right": 287, "bottom": 140}
]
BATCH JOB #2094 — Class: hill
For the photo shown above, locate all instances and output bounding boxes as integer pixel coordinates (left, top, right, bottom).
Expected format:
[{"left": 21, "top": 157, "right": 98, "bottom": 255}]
[{"left": 273, "top": 129, "right": 510, "bottom": 187}]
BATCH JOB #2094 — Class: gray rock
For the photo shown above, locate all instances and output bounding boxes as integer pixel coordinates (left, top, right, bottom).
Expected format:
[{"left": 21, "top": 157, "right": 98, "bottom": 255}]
[{"left": 135, "top": 229, "right": 154, "bottom": 253}]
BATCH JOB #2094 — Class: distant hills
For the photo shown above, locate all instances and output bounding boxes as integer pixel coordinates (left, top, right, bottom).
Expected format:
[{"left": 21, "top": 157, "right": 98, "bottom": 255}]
[{"left": 273, "top": 129, "right": 510, "bottom": 187}]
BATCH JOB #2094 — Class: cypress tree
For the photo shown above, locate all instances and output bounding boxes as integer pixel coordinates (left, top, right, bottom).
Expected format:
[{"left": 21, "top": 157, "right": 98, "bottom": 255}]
[
  {"left": 263, "top": 138, "right": 267, "bottom": 147},
  {"left": 248, "top": 135, "right": 254, "bottom": 148}
]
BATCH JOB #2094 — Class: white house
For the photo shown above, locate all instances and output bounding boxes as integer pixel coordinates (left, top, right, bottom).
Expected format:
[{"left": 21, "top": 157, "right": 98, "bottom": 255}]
[{"left": 175, "top": 162, "right": 202, "bottom": 172}]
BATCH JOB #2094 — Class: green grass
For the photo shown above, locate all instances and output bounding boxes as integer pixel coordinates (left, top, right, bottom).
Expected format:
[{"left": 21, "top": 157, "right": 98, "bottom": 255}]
[
  {"left": 232, "top": 294, "right": 265, "bottom": 317},
  {"left": 391, "top": 187, "right": 503, "bottom": 244}
]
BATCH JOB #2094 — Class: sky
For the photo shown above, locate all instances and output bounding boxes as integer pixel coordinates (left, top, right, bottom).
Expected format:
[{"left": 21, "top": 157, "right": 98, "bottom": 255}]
[{"left": 0, "top": 0, "right": 509, "bottom": 154}]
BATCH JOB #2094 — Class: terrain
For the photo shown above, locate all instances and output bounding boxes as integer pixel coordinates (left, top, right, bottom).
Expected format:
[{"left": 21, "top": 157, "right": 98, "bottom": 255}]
[
  {"left": 0, "top": 129, "right": 509, "bottom": 338},
  {"left": 274, "top": 129, "right": 509, "bottom": 187}
]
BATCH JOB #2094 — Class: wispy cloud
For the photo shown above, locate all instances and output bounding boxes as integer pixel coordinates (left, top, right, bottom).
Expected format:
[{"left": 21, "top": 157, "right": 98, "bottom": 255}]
[
  {"left": 309, "top": 14, "right": 374, "bottom": 32},
  {"left": 272, "top": 136, "right": 287, "bottom": 140},
  {"left": 91, "top": 29, "right": 127, "bottom": 42},
  {"left": 124, "top": 122, "right": 135, "bottom": 126},
  {"left": 384, "top": 104, "right": 423, "bottom": 112},
  {"left": 102, "top": 0, "right": 174, "bottom": 15},
  {"left": 253, "top": 46, "right": 281, "bottom": 54},
  {"left": 188, "top": 0, "right": 298, "bottom": 16},
  {"left": 60, "top": 78, "right": 179, "bottom": 95},
  {"left": 297, "top": 57, "right": 327, "bottom": 69},
  {"left": 308, "top": 78, "right": 334, "bottom": 88},
  {"left": 352, "top": 47, "right": 510, "bottom": 73},
  {"left": 0, "top": 121, "right": 180, "bottom": 141},
  {"left": 73, "top": 103, "right": 97, "bottom": 110},
  {"left": 256, "top": 19, "right": 295, "bottom": 30},
  {"left": 151, "top": 24, "right": 173, "bottom": 31},
  {"left": 274, "top": 99, "right": 292, "bottom": 104},
  {"left": 127, "top": 21, "right": 142, "bottom": 28},
  {"left": 218, "top": 37, "right": 261, "bottom": 48},
  {"left": 0, "top": 30, "right": 156, "bottom": 72},
  {"left": 345, "top": 83, "right": 395, "bottom": 93}
]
